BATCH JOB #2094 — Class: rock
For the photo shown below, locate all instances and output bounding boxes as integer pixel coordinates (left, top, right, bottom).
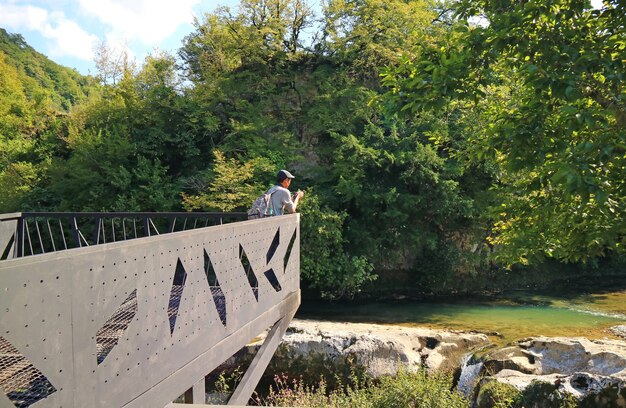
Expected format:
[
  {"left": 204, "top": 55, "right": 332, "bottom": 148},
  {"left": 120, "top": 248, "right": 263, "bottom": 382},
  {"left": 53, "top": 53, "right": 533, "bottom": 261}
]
[
  {"left": 476, "top": 370, "right": 626, "bottom": 407},
  {"left": 517, "top": 337, "right": 626, "bottom": 378},
  {"left": 217, "top": 323, "right": 626, "bottom": 407},
  {"left": 482, "top": 345, "right": 538, "bottom": 375},
  {"left": 474, "top": 337, "right": 626, "bottom": 407},
  {"left": 279, "top": 320, "right": 490, "bottom": 377},
  {"left": 220, "top": 319, "right": 490, "bottom": 381},
  {"left": 611, "top": 325, "right": 626, "bottom": 340}
]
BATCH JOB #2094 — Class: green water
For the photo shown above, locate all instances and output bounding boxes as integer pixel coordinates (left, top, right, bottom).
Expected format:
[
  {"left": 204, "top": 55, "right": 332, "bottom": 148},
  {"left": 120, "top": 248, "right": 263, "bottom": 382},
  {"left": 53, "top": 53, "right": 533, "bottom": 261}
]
[{"left": 297, "top": 290, "right": 626, "bottom": 344}]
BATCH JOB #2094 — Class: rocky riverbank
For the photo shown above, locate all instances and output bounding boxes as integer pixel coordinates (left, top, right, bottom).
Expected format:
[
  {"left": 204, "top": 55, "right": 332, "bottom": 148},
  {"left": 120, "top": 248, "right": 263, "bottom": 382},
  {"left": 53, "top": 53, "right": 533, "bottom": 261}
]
[
  {"left": 219, "top": 319, "right": 490, "bottom": 390},
  {"left": 473, "top": 336, "right": 626, "bottom": 406},
  {"left": 271, "top": 319, "right": 491, "bottom": 376},
  {"left": 219, "top": 319, "right": 626, "bottom": 406}
]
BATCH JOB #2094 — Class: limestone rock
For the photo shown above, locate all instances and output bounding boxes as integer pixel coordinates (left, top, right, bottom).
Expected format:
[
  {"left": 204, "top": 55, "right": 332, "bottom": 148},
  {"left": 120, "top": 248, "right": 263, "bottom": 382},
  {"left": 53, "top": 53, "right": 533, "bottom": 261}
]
[
  {"left": 224, "top": 319, "right": 490, "bottom": 380},
  {"left": 473, "top": 337, "right": 626, "bottom": 407},
  {"left": 281, "top": 320, "right": 490, "bottom": 376},
  {"left": 476, "top": 370, "right": 626, "bottom": 407},
  {"left": 518, "top": 337, "right": 626, "bottom": 378},
  {"left": 482, "top": 345, "right": 538, "bottom": 375},
  {"left": 611, "top": 325, "right": 626, "bottom": 340}
]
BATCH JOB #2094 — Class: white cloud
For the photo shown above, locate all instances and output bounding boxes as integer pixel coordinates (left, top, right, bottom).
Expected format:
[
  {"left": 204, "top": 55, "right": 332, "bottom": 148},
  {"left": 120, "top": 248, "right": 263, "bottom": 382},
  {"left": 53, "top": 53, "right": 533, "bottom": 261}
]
[
  {"left": 0, "top": 4, "right": 99, "bottom": 60},
  {"left": 76, "top": 0, "right": 201, "bottom": 46}
]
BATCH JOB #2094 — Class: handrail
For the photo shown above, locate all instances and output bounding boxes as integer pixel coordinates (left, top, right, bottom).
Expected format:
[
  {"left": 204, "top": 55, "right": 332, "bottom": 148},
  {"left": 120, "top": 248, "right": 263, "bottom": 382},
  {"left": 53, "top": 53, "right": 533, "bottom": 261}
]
[{"left": 0, "top": 212, "right": 248, "bottom": 259}]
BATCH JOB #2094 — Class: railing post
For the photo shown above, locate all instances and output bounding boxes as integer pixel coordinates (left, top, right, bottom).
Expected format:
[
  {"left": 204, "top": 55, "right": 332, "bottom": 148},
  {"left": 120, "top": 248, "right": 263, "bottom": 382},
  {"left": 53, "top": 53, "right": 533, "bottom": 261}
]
[
  {"left": 93, "top": 217, "right": 102, "bottom": 245},
  {"left": 71, "top": 216, "right": 82, "bottom": 248},
  {"left": 16, "top": 216, "right": 24, "bottom": 258},
  {"left": 143, "top": 217, "right": 150, "bottom": 237}
]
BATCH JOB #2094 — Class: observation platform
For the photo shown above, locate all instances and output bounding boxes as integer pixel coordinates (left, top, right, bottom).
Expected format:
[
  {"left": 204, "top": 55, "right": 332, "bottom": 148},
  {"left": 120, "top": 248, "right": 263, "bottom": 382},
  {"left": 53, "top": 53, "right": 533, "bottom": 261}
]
[{"left": 0, "top": 212, "right": 300, "bottom": 407}]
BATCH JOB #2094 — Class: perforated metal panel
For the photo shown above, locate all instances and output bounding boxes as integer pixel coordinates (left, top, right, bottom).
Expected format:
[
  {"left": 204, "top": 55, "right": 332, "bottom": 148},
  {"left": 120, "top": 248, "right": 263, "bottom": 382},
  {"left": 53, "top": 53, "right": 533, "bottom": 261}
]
[
  {"left": 0, "top": 214, "right": 300, "bottom": 407},
  {"left": 0, "top": 214, "right": 18, "bottom": 260}
]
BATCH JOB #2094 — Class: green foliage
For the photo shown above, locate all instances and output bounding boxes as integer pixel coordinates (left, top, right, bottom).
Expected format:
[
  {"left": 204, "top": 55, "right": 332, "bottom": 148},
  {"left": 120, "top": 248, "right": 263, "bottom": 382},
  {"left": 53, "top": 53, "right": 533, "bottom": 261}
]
[
  {"left": 179, "top": 0, "right": 318, "bottom": 161},
  {"left": 383, "top": 0, "right": 626, "bottom": 265},
  {"left": 518, "top": 381, "right": 578, "bottom": 408},
  {"left": 369, "top": 369, "right": 468, "bottom": 408},
  {"left": 10, "top": 0, "right": 624, "bottom": 296},
  {"left": 258, "top": 369, "right": 469, "bottom": 408},
  {"left": 0, "top": 28, "right": 92, "bottom": 111},
  {"left": 45, "top": 125, "right": 178, "bottom": 211},
  {"left": 323, "top": 0, "right": 436, "bottom": 80},
  {"left": 299, "top": 192, "right": 375, "bottom": 299},
  {"left": 260, "top": 368, "right": 469, "bottom": 408},
  {"left": 0, "top": 28, "right": 95, "bottom": 212},
  {"left": 0, "top": 160, "right": 45, "bottom": 211},
  {"left": 1, "top": 0, "right": 499, "bottom": 296},
  {"left": 476, "top": 379, "right": 579, "bottom": 408},
  {"left": 475, "top": 380, "right": 521, "bottom": 408},
  {"left": 182, "top": 150, "right": 275, "bottom": 212},
  {"left": 320, "top": 118, "right": 480, "bottom": 288}
]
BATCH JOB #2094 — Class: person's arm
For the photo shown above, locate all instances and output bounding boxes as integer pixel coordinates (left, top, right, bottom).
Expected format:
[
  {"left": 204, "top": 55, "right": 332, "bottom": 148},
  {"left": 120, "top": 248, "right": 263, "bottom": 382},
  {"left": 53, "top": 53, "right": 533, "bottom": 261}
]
[
  {"left": 291, "top": 190, "right": 304, "bottom": 212},
  {"left": 281, "top": 190, "right": 304, "bottom": 214}
]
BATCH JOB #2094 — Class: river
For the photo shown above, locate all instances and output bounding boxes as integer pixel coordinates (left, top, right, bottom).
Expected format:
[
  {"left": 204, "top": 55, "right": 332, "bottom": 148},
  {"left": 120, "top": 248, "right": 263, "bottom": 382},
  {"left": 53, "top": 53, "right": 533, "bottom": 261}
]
[{"left": 296, "top": 289, "right": 626, "bottom": 344}]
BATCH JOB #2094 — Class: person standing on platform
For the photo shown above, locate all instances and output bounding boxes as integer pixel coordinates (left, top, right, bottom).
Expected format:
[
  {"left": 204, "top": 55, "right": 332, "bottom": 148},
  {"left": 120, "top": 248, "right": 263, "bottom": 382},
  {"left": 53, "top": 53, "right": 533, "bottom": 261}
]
[{"left": 271, "top": 170, "right": 304, "bottom": 215}]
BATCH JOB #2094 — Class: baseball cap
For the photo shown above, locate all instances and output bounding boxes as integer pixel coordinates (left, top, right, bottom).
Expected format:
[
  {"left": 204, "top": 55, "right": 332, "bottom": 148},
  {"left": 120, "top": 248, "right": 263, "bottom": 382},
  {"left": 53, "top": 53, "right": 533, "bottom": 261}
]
[{"left": 277, "top": 169, "right": 295, "bottom": 182}]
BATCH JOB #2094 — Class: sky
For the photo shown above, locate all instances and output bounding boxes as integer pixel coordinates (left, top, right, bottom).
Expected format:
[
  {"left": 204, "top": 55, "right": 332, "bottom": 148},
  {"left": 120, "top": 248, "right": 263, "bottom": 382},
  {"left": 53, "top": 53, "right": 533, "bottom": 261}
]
[
  {"left": 0, "top": 0, "right": 241, "bottom": 75},
  {"left": 0, "top": 0, "right": 604, "bottom": 77}
]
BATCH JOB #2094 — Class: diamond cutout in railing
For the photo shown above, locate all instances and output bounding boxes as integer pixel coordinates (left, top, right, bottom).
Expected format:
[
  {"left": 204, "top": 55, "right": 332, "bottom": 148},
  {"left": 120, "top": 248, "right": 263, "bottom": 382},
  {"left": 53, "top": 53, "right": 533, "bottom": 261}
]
[
  {"left": 168, "top": 259, "right": 187, "bottom": 335},
  {"left": 239, "top": 244, "right": 258, "bottom": 301},
  {"left": 266, "top": 228, "right": 280, "bottom": 264},
  {"left": 264, "top": 268, "right": 282, "bottom": 292},
  {"left": 284, "top": 228, "right": 297, "bottom": 272},
  {"left": 204, "top": 249, "right": 226, "bottom": 326},
  {"left": 0, "top": 336, "right": 57, "bottom": 407},
  {"left": 96, "top": 289, "right": 138, "bottom": 365}
]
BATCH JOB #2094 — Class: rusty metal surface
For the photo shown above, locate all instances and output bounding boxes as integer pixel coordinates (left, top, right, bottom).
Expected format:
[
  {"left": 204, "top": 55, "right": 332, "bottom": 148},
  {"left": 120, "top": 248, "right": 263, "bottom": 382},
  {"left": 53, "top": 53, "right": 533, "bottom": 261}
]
[{"left": 0, "top": 214, "right": 300, "bottom": 408}]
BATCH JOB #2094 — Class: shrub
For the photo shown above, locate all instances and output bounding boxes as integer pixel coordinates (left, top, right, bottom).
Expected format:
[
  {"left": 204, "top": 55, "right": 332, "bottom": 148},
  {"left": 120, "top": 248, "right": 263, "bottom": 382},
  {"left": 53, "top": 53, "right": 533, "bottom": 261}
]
[{"left": 257, "top": 367, "right": 469, "bottom": 407}]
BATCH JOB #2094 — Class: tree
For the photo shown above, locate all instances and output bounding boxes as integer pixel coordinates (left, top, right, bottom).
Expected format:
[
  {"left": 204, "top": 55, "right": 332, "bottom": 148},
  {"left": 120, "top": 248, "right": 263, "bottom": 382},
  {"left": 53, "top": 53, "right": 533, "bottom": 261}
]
[
  {"left": 0, "top": 29, "right": 93, "bottom": 212},
  {"left": 93, "top": 41, "right": 132, "bottom": 86},
  {"left": 298, "top": 192, "right": 375, "bottom": 299},
  {"left": 383, "top": 0, "right": 626, "bottom": 264},
  {"left": 322, "top": 0, "right": 436, "bottom": 81},
  {"left": 181, "top": 149, "right": 274, "bottom": 212}
]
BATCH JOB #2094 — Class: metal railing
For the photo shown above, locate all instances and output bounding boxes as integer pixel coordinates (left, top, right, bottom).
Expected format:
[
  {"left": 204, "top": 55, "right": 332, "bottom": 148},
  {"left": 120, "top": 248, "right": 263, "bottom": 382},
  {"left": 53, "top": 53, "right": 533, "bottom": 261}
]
[
  {"left": 0, "top": 212, "right": 248, "bottom": 259},
  {"left": 0, "top": 213, "right": 300, "bottom": 407}
]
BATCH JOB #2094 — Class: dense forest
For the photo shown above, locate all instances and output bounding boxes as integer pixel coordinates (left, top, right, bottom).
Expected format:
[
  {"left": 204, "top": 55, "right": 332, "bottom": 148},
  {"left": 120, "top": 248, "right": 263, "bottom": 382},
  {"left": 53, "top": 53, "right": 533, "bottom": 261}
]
[{"left": 1, "top": 0, "right": 625, "bottom": 299}]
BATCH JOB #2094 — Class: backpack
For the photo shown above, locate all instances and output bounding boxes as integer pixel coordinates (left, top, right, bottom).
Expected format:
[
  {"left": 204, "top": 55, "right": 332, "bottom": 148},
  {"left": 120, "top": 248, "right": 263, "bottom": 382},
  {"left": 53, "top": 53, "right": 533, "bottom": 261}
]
[{"left": 247, "top": 186, "right": 278, "bottom": 219}]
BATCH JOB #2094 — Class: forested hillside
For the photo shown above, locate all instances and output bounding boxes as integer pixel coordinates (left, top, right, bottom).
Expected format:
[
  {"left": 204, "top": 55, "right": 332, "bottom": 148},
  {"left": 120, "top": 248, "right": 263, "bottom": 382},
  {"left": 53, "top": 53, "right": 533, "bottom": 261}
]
[
  {"left": 1, "top": 0, "right": 624, "bottom": 299},
  {"left": 0, "top": 28, "right": 95, "bottom": 214}
]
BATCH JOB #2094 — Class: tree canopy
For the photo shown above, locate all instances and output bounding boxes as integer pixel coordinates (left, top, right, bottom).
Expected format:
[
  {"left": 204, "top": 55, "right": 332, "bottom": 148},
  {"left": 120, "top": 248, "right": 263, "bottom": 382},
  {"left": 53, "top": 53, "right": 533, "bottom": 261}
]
[
  {"left": 2, "top": 0, "right": 625, "bottom": 297},
  {"left": 382, "top": 0, "right": 626, "bottom": 265}
]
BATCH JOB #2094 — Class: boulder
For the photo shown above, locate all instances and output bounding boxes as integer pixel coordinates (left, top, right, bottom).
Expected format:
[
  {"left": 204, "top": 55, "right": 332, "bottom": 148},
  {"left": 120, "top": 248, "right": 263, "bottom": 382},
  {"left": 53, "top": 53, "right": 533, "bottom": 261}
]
[
  {"left": 476, "top": 370, "right": 626, "bottom": 408},
  {"left": 473, "top": 337, "right": 626, "bottom": 406},
  {"left": 221, "top": 319, "right": 490, "bottom": 381},
  {"left": 481, "top": 345, "right": 538, "bottom": 375},
  {"left": 517, "top": 337, "right": 626, "bottom": 378}
]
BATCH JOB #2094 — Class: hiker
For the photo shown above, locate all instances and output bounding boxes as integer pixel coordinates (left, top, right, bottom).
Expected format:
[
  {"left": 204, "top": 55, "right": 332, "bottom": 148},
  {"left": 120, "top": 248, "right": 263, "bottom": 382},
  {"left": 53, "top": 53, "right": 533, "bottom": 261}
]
[
  {"left": 271, "top": 169, "right": 304, "bottom": 215},
  {"left": 247, "top": 169, "right": 304, "bottom": 219}
]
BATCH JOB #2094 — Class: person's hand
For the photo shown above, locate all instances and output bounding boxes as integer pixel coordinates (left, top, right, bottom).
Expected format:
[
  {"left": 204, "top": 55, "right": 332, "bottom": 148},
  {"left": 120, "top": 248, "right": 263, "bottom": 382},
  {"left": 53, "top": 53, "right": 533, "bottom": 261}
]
[{"left": 297, "top": 190, "right": 304, "bottom": 199}]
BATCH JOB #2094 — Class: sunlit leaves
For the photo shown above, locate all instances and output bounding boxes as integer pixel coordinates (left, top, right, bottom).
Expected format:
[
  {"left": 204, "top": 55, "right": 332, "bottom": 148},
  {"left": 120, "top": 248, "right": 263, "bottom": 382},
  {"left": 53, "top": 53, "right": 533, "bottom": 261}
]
[
  {"left": 181, "top": 149, "right": 274, "bottom": 212},
  {"left": 384, "top": 0, "right": 626, "bottom": 264}
]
